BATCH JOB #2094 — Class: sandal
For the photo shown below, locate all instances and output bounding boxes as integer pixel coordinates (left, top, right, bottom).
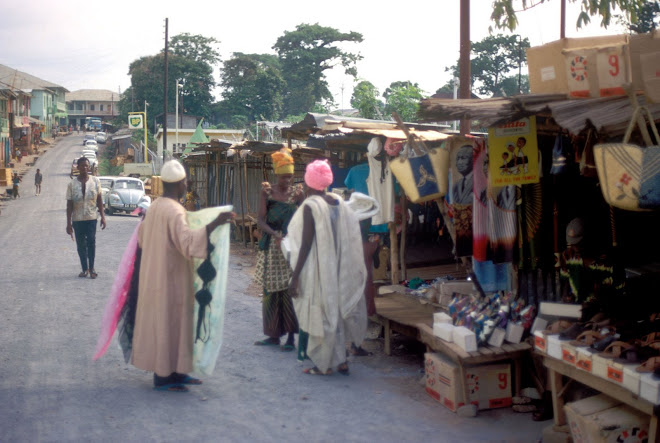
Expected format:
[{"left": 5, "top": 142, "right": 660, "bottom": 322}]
[
  {"left": 337, "top": 363, "right": 350, "bottom": 376},
  {"left": 89, "top": 270, "right": 98, "bottom": 279},
  {"left": 570, "top": 331, "right": 605, "bottom": 347},
  {"left": 543, "top": 320, "right": 573, "bottom": 336},
  {"left": 254, "top": 338, "right": 279, "bottom": 346},
  {"left": 281, "top": 344, "right": 295, "bottom": 352},
  {"left": 174, "top": 373, "right": 202, "bottom": 385},
  {"left": 636, "top": 356, "right": 660, "bottom": 373},
  {"left": 349, "top": 344, "right": 373, "bottom": 356},
  {"left": 599, "top": 341, "right": 634, "bottom": 359},
  {"left": 78, "top": 271, "right": 88, "bottom": 278},
  {"left": 153, "top": 383, "right": 189, "bottom": 392},
  {"left": 303, "top": 367, "right": 332, "bottom": 375},
  {"left": 637, "top": 333, "right": 660, "bottom": 347}
]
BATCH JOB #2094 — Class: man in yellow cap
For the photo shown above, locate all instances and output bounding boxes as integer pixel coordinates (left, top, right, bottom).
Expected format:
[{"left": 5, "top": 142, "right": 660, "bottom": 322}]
[{"left": 254, "top": 148, "right": 304, "bottom": 351}]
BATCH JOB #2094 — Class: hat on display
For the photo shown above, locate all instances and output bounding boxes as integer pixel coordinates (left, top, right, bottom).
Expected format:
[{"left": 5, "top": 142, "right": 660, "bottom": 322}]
[
  {"left": 566, "top": 218, "right": 584, "bottom": 245},
  {"left": 345, "top": 192, "right": 380, "bottom": 221},
  {"left": 161, "top": 160, "right": 186, "bottom": 183},
  {"left": 271, "top": 147, "right": 295, "bottom": 175},
  {"left": 304, "top": 159, "right": 333, "bottom": 191}
]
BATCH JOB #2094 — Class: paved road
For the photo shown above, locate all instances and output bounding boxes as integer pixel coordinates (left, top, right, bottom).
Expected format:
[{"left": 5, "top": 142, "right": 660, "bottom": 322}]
[{"left": 0, "top": 135, "right": 546, "bottom": 442}]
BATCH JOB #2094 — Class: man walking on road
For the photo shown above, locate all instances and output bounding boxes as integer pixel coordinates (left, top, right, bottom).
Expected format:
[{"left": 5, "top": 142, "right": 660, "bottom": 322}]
[
  {"left": 35, "top": 169, "right": 42, "bottom": 196},
  {"left": 131, "top": 160, "right": 235, "bottom": 392},
  {"left": 11, "top": 173, "right": 21, "bottom": 199}
]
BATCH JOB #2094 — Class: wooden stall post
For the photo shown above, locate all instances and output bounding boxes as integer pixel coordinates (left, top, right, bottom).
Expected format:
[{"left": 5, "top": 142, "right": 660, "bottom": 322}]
[
  {"left": 399, "top": 193, "right": 407, "bottom": 281},
  {"left": 389, "top": 222, "right": 400, "bottom": 284}
]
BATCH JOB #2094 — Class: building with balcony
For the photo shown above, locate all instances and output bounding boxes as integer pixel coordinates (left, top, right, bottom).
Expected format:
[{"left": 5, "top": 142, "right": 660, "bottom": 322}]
[{"left": 65, "top": 89, "right": 121, "bottom": 128}]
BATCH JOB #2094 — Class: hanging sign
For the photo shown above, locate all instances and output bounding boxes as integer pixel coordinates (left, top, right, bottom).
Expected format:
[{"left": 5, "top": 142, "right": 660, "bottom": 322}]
[
  {"left": 128, "top": 114, "right": 143, "bottom": 129},
  {"left": 488, "top": 116, "right": 540, "bottom": 186}
]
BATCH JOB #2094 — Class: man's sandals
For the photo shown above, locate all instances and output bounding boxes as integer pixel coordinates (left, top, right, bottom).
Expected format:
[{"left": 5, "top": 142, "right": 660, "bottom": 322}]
[
  {"left": 303, "top": 363, "right": 350, "bottom": 376},
  {"left": 153, "top": 374, "right": 202, "bottom": 393},
  {"left": 254, "top": 337, "right": 279, "bottom": 346}
]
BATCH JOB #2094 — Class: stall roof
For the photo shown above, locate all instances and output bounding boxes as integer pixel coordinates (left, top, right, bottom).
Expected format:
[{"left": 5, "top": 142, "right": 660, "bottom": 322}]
[{"left": 419, "top": 93, "right": 660, "bottom": 137}]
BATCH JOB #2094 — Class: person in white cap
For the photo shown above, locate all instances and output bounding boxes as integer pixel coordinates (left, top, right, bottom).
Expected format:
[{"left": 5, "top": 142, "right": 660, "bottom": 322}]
[{"left": 131, "top": 160, "right": 235, "bottom": 392}]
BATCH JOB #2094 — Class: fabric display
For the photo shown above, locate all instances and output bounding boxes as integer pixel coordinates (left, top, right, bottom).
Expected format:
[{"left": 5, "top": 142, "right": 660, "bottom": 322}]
[
  {"left": 367, "top": 137, "right": 396, "bottom": 224},
  {"left": 447, "top": 136, "right": 476, "bottom": 257},
  {"left": 345, "top": 162, "right": 389, "bottom": 234},
  {"left": 448, "top": 292, "right": 536, "bottom": 345}
]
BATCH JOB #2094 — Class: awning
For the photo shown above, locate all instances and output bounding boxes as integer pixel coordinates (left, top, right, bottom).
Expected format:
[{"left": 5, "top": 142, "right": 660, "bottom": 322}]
[
  {"left": 54, "top": 112, "right": 68, "bottom": 118},
  {"left": 13, "top": 116, "right": 29, "bottom": 128},
  {"left": 28, "top": 117, "right": 45, "bottom": 125}
]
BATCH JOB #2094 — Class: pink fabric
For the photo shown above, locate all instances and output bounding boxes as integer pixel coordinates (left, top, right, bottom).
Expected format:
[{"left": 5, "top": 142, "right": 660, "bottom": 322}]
[
  {"left": 304, "top": 160, "right": 333, "bottom": 190},
  {"left": 93, "top": 222, "right": 140, "bottom": 360}
]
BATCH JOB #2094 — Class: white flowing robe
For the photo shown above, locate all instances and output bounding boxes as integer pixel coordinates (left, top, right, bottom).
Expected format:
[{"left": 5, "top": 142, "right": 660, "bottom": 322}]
[{"left": 287, "top": 194, "right": 367, "bottom": 373}]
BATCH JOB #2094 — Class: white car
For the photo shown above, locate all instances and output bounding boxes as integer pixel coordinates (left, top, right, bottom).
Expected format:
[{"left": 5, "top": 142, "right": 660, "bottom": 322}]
[
  {"left": 106, "top": 177, "right": 151, "bottom": 215},
  {"left": 95, "top": 132, "right": 107, "bottom": 144},
  {"left": 98, "top": 176, "right": 118, "bottom": 208},
  {"left": 82, "top": 152, "right": 97, "bottom": 163},
  {"left": 84, "top": 139, "right": 98, "bottom": 152}
]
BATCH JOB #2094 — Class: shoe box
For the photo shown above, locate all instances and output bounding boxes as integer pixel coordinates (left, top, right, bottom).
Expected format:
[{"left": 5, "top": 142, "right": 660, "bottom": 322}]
[
  {"left": 424, "top": 353, "right": 512, "bottom": 412},
  {"left": 534, "top": 330, "right": 547, "bottom": 353},
  {"left": 640, "top": 373, "right": 660, "bottom": 404},
  {"left": 605, "top": 360, "right": 641, "bottom": 395},
  {"left": 576, "top": 347, "right": 595, "bottom": 373},
  {"left": 560, "top": 342, "right": 578, "bottom": 366},
  {"left": 547, "top": 334, "right": 563, "bottom": 360},
  {"left": 565, "top": 394, "right": 649, "bottom": 443}
]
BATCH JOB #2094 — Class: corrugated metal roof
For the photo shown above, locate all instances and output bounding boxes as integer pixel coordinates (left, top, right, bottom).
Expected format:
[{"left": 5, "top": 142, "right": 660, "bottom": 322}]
[
  {"left": 419, "top": 93, "right": 660, "bottom": 137},
  {"left": 0, "top": 64, "right": 68, "bottom": 92}
]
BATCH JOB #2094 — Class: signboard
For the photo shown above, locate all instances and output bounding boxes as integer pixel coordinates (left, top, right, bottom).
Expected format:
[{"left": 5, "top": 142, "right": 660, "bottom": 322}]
[
  {"left": 128, "top": 114, "right": 143, "bottom": 129},
  {"left": 488, "top": 117, "right": 540, "bottom": 186}
]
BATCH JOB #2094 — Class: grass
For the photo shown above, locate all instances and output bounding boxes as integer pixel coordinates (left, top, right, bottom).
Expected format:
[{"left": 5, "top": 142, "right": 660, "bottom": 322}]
[{"left": 98, "top": 159, "right": 123, "bottom": 176}]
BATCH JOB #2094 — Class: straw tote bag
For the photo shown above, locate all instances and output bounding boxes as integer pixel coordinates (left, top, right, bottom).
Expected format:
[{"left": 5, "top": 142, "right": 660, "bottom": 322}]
[
  {"left": 389, "top": 141, "right": 449, "bottom": 203},
  {"left": 594, "top": 101, "right": 660, "bottom": 211}
]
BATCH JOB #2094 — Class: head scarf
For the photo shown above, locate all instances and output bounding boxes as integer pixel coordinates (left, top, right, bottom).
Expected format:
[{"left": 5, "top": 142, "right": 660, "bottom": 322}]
[
  {"left": 271, "top": 147, "right": 294, "bottom": 175},
  {"left": 304, "top": 159, "right": 333, "bottom": 191},
  {"left": 161, "top": 160, "right": 186, "bottom": 183}
]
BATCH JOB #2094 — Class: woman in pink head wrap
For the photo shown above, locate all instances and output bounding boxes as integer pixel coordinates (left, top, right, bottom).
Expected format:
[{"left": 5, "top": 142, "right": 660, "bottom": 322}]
[{"left": 286, "top": 159, "right": 368, "bottom": 376}]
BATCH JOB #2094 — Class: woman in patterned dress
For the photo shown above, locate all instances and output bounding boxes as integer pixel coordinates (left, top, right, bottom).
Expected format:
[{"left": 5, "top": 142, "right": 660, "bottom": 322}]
[{"left": 254, "top": 148, "right": 304, "bottom": 351}]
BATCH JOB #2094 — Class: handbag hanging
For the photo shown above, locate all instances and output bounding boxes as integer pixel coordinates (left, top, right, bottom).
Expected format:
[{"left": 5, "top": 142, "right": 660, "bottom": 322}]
[{"left": 593, "top": 94, "right": 660, "bottom": 211}]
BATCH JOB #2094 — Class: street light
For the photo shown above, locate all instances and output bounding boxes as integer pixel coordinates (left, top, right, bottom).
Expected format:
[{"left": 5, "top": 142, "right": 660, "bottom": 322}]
[{"left": 175, "top": 81, "right": 183, "bottom": 153}]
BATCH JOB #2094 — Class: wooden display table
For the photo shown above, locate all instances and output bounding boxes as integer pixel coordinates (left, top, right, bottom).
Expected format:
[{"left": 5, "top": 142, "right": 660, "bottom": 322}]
[
  {"left": 542, "top": 354, "right": 659, "bottom": 442},
  {"left": 372, "top": 292, "right": 530, "bottom": 406}
]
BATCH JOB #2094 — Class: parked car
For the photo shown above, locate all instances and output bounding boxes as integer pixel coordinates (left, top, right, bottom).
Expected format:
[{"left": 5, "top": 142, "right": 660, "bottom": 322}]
[
  {"left": 98, "top": 176, "right": 118, "bottom": 208},
  {"left": 106, "top": 177, "right": 151, "bottom": 215},
  {"left": 84, "top": 139, "right": 98, "bottom": 152},
  {"left": 83, "top": 134, "right": 95, "bottom": 145},
  {"left": 95, "top": 132, "right": 107, "bottom": 144}
]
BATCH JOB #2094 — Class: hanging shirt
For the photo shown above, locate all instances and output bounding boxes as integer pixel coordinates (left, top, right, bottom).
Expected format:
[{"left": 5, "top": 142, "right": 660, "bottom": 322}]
[{"left": 366, "top": 138, "right": 395, "bottom": 225}]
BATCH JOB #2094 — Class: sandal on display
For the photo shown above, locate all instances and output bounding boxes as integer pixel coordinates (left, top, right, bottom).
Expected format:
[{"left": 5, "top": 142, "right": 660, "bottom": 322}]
[
  {"left": 637, "top": 333, "right": 660, "bottom": 347},
  {"left": 303, "top": 367, "right": 332, "bottom": 376},
  {"left": 599, "top": 341, "right": 634, "bottom": 359},
  {"left": 543, "top": 320, "right": 573, "bottom": 336},
  {"left": 636, "top": 356, "right": 660, "bottom": 373},
  {"left": 559, "top": 323, "right": 587, "bottom": 341},
  {"left": 614, "top": 347, "right": 643, "bottom": 365},
  {"left": 569, "top": 331, "right": 604, "bottom": 348},
  {"left": 591, "top": 335, "right": 618, "bottom": 352}
]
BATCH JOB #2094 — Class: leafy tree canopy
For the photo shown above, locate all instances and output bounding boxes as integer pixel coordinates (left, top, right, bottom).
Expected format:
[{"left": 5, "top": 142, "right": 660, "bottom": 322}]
[
  {"left": 351, "top": 80, "right": 384, "bottom": 119},
  {"left": 491, "top": 0, "right": 648, "bottom": 31},
  {"left": 219, "top": 53, "right": 285, "bottom": 123},
  {"left": 615, "top": 0, "right": 660, "bottom": 33},
  {"left": 273, "top": 23, "right": 363, "bottom": 116},
  {"left": 170, "top": 33, "right": 220, "bottom": 64},
  {"left": 383, "top": 82, "right": 426, "bottom": 122}
]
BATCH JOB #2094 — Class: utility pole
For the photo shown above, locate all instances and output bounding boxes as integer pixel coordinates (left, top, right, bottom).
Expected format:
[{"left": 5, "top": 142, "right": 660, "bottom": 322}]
[
  {"left": 163, "top": 18, "right": 169, "bottom": 163},
  {"left": 459, "top": 0, "right": 471, "bottom": 135}
]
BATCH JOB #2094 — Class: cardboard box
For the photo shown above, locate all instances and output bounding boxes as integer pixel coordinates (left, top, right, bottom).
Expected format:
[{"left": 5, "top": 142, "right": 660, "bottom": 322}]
[
  {"left": 433, "top": 322, "right": 454, "bottom": 342},
  {"left": 576, "top": 347, "right": 595, "bottom": 373},
  {"left": 561, "top": 343, "right": 577, "bottom": 366},
  {"left": 531, "top": 317, "right": 548, "bottom": 334},
  {"left": 424, "top": 353, "right": 512, "bottom": 412},
  {"left": 565, "top": 394, "right": 622, "bottom": 443},
  {"left": 0, "top": 168, "right": 12, "bottom": 181},
  {"left": 640, "top": 50, "right": 660, "bottom": 102},
  {"left": 592, "top": 354, "right": 610, "bottom": 380},
  {"left": 585, "top": 405, "right": 649, "bottom": 443},
  {"left": 640, "top": 373, "right": 660, "bottom": 404},
  {"left": 527, "top": 35, "right": 628, "bottom": 97},
  {"left": 534, "top": 330, "right": 547, "bottom": 353},
  {"left": 547, "top": 335, "right": 563, "bottom": 360},
  {"left": 488, "top": 327, "right": 506, "bottom": 347},
  {"left": 453, "top": 326, "right": 477, "bottom": 352},
  {"left": 630, "top": 31, "right": 660, "bottom": 102},
  {"left": 433, "top": 312, "right": 452, "bottom": 324},
  {"left": 505, "top": 322, "right": 524, "bottom": 344}
]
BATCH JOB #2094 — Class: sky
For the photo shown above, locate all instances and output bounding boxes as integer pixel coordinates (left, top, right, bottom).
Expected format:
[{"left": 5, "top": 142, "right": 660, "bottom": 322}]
[{"left": 0, "top": 0, "right": 628, "bottom": 110}]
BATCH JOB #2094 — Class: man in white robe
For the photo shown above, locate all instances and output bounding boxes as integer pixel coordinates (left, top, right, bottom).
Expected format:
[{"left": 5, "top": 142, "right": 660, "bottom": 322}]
[{"left": 287, "top": 160, "right": 367, "bottom": 375}]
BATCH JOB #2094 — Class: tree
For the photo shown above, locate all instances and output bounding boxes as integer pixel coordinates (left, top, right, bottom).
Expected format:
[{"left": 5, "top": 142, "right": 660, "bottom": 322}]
[
  {"left": 444, "top": 34, "right": 530, "bottom": 97},
  {"left": 383, "top": 82, "right": 425, "bottom": 122},
  {"left": 350, "top": 80, "right": 384, "bottom": 119},
  {"left": 273, "top": 23, "right": 363, "bottom": 116},
  {"left": 497, "top": 75, "right": 530, "bottom": 96},
  {"left": 218, "top": 53, "right": 285, "bottom": 124},
  {"left": 615, "top": 0, "right": 660, "bottom": 33},
  {"left": 491, "top": 0, "right": 648, "bottom": 31},
  {"left": 118, "top": 33, "right": 220, "bottom": 126}
]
